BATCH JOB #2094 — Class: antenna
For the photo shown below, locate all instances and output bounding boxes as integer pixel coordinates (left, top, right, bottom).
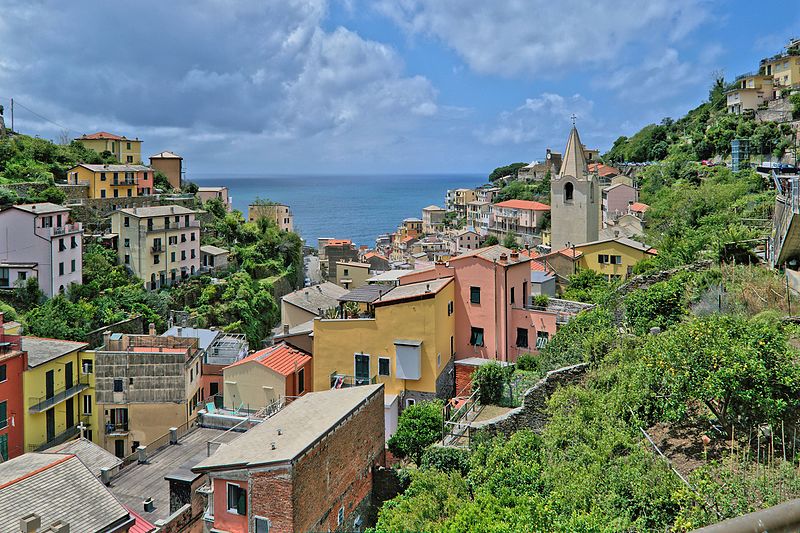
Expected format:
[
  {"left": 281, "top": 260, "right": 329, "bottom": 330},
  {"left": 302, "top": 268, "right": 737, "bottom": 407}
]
[{"left": 570, "top": 113, "right": 577, "bottom": 127}]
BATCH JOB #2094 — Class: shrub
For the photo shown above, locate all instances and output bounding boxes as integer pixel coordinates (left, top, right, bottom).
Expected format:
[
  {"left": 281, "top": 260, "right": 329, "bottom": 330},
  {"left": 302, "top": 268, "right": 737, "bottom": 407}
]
[
  {"left": 420, "top": 445, "right": 471, "bottom": 476},
  {"left": 472, "top": 361, "right": 508, "bottom": 405},
  {"left": 624, "top": 276, "right": 686, "bottom": 335},
  {"left": 516, "top": 353, "right": 537, "bottom": 371},
  {"left": 531, "top": 294, "right": 549, "bottom": 308},
  {"left": 387, "top": 400, "right": 443, "bottom": 465}
]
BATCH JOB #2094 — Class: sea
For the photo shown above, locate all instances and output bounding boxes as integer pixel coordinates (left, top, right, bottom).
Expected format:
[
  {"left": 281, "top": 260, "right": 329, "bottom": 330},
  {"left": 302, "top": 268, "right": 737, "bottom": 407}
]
[{"left": 192, "top": 174, "right": 486, "bottom": 247}]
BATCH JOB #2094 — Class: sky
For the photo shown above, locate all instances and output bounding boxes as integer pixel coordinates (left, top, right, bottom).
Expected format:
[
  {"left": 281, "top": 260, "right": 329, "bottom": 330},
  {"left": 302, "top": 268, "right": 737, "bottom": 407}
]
[{"left": 0, "top": 0, "right": 797, "bottom": 175}]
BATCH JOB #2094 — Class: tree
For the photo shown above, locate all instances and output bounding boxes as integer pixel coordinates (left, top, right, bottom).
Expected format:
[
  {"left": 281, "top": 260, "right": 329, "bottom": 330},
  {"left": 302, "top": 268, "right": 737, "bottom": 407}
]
[
  {"left": 624, "top": 276, "right": 686, "bottom": 335},
  {"left": 482, "top": 234, "right": 498, "bottom": 246},
  {"left": 561, "top": 269, "right": 614, "bottom": 304},
  {"left": 472, "top": 361, "right": 509, "bottom": 405},
  {"left": 153, "top": 170, "right": 172, "bottom": 191},
  {"left": 387, "top": 400, "right": 443, "bottom": 465},
  {"left": 488, "top": 162, "right": 527, "bottom": 181},
  {"left": 24, "top": 295, "right": 96, "bottom": 341},
  {"left": 501, "top": 232, "right": 517, "bottom": 249},
  {"left": 420, "top": 445, "right": 471, "bottom": 476},
  {"left": 645, "top": 313, "right": 800, "bottom": 432}
]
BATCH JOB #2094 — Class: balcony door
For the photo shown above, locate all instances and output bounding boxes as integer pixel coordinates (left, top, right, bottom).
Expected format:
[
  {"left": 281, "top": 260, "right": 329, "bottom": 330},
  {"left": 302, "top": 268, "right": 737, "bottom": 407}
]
[
  {"left": 46, "top": 409, "right": 55, "bottom": 443},
  {"left": 65, "top": 398, "right": 74, "bottom": 429},
  {"left": 354, "top": 353, "right": 370, "bottom": 385},
  {"left": 45, "top": 370, "right": 54, "bottom": 399},
  {"left": 65, "top": 362, "right": 73, "bottom": 389}
]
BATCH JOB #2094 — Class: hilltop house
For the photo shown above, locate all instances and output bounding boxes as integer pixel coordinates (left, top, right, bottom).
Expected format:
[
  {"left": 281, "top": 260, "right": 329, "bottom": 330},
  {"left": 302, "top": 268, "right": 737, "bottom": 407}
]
[
  {"left": 75, "top": 131, "right": 142, "bottom": 164},
  {"left": 149, "top": 150, "right": 183, "bottom": 190}
]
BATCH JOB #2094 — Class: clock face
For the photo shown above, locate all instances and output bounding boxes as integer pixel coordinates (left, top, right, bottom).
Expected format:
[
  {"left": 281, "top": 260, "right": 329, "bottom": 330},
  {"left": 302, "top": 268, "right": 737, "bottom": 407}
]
[{"left": 546, "top": 153, "right": 551, "bottom": 160}]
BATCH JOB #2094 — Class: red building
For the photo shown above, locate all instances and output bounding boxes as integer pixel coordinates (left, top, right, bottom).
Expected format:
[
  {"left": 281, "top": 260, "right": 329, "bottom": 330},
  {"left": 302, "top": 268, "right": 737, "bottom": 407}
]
[{"left": 0, "top": 312, "right": 26, "bottom": 460}]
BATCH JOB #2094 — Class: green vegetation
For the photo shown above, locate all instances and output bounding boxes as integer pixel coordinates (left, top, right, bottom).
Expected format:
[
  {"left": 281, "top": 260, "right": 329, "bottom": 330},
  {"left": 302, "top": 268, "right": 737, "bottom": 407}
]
[
  {"left": 488, "top": 162, "right": 527, "bottom": 181},
  {"left": 494, "top": 173, "right": 551, "bottom": 204},
  {"left": 387, "top": 400, "right": 444, "bottom": 465},
  {"left": 472, "top": 362, "right": 509, "bottom": 404}
]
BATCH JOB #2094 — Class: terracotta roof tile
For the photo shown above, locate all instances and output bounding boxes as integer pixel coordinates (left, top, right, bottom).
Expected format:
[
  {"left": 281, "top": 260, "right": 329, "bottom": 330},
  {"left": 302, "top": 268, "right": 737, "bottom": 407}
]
[
  {"left": 78, "top": 131, "right": 125, "bottom": 140},
  {"left": 493, "top": 199, "right": 551, "bottom": 211},
  {"left": 225, "top": 342, "right": 310, "bottom": 376}
]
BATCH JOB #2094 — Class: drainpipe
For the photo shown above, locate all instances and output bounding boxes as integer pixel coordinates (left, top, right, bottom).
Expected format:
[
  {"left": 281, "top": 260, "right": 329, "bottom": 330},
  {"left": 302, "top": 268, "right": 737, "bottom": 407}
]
[
  {"left": 503, "top": 264, "right": 508, "bottom": 363},
  {"left": 493, "top": 259, "right": 499, "bottom": 360}
]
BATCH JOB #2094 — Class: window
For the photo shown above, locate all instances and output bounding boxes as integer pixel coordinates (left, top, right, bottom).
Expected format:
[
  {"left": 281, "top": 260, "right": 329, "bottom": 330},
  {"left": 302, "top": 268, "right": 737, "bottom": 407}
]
[
  {"left": 124, "top": 254, "right": 130, "bottom": 265},
  {"left": 58, "top": 262, "right": 64, "bottom": 276},
  {"left": 171, "top": 252, "right": 176, "bottom": 262},
  {"left": 71, "top": 259, "right": 76, "bottom": 273},
  {"left": 181, "top": 250, "right": 186, "bottom": 261},
  {"left": 564, "top": 182, "right": 574, "bottom": 201},
  {"left": 190, "top": 368, "right": 194, "bottom": 381},
  {"left": 59, "top": 238, "right": 66, "bottom": 252},
  {"left": 181, "top": 233, "right": 187, "bottom": 243},
  {"left": 255, "top": 517, "right": 271, "bottom": 533},
  {"left": 113, "top": 189, "right": 119, "bottom": 198},
  {"left": 0, "top": 268, "right": 8, "bottom": 288},
  {"left": 184, "top": 215, "right": 190, "bottom": 227},
  {"left": 405, "top": 398, "right": 416, "bottom": 407},
  {"left": 0, "top": 364, "right": 6, "bottom": 382},
  {"left": 153, "top": 255, "right": 160, "bottom": 265},
  {"left": 100, "top": 172, "right": 107, "bottom": 182},
  {"left": 469, "top": 327, "right": 485, "bottom": 347},
  {"left": 610, "top": 255, "right": 622, "bottom": 265},
  {"left": 126, "top": 141, "right": 131, "bottom": 150},
  {"left": 337, "top": 506, "right": 345, "bottom": 526},
  {"left": 598, "top": 254, "right": 609, "bottom": 264},
  {"left": 536, "top": 331, "right": 549, "bottom": 349},
  {"left": 510, "top": 287, "right": 515, "bottom": 304},
  {"left": 437, "top": 352, "right": 441, "bottom": 367},
  {"left": 447, "top": 301, "right": 453, "bottom": 316},
  {"left": 127, "top": 189, "right": 132, "bottom": 197},
  {"left": 168, "top": 236, "right": 177, "bottom": 245},
  {"left": 17, "top": 272, "right": 26, "bottom": 282},
  {"left": 298, "top": 368, "right": 305, "bottom": 394},
  {"left": 83, "top": 394, "right": 92, "bottom": 415},
  {"left": 124, "top": 216, "right": 130, "bottom": 227},
  {"left": 343, "top": 268, "right": 349, "bottom": 276},
  {"left": 470, "top": 286, "right": 481, "bottom": 304},
  {"left": 191, "top": 232, "right": 196, "bottom": 241},
  {"left": 450, "top": 336, "right": 454, "bottom": 356},
  {"left": 129, "top": 377, "right": 134, "bottom": 385},
  {"left": 82, "top": 359, "right": 93, "bottom": 374},
  {"left": 378, "top": 357, "right": 390, "bottom": 376},
  {"left": 113, "top": 379, "right": 123, "bottom": 392},
  {"left": 124, "top": 238, "right": 130, "bottom": 248},
  {"left": 42, "top": 216, "right": 53, "bottom": 228},
  {"left": 191, "top": 249, "right": 196, "bottom": 259},
  {"left": 227, "top": 483, "right": 247, "bottom": 515},
  {"left": 71, "top": 236, "right": 78, "bottom": 249},
  {"left": 0, "top": 401, "right": 6, "bottom": 429},
  {"left": 516, "top": 327, "right": 529, "bottom": 348}
]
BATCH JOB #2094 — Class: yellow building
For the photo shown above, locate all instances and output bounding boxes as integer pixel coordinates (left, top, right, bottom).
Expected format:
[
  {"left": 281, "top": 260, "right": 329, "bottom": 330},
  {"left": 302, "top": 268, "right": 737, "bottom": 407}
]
[
  {"left": 248, "top": 202, "right": 294, "bottom": 232},
  {"left": 761, "top": 40, "right": 800, "bottom": 90},
  {"left": 313, "top": 277, "right": 455, "bottom": 410},
  {"left": 74, "top": 131, "right": 143, "bottom": 164},
  {"left": 336, "top": 261, "right": 371, "bottom": 290},
  {"left": 726, "top": 74, "right": 775, "bottom": 114},
  {"left": 21, "top": 337, "right": 97, "bottom": 452},
  {"left": 574, "top": 237, "right": 657, "bottom": 281},
  {"left": 67, "top": 163, "right": 155, "bottom": 199}
]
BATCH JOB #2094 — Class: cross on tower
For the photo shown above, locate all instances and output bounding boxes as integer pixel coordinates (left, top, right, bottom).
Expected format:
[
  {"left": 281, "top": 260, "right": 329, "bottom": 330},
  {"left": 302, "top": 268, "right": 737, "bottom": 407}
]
[{"left": 570, "top": 114, "right": 577, "bottom": 126}]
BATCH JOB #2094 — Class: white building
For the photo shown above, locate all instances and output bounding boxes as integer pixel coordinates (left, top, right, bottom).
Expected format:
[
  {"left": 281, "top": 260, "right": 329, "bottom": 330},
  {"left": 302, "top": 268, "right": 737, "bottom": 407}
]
[{"left": 0, "top": 203, "right": 83, "bottom": 296}]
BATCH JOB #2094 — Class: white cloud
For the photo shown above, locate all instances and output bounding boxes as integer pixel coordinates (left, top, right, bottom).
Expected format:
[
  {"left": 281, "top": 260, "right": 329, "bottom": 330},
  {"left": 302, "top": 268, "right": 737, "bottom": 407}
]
[
  {"left": 479, "top": 93, "right": 594, "bottom": 146},
  {"left": 375, "top": 0, "right": 708, "bottom": 78}
]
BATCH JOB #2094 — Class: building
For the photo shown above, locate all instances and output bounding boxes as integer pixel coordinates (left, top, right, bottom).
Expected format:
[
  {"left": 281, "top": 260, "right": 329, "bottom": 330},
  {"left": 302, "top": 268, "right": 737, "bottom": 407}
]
[
  {"left": 21, "top": 337, "right": 91, "bottom": 452},
  {"left": 454, "top": 228, "right": 482, "bottom": 253},
  {"left": 466, "top": 200, "right": 490, "bottom": 234},
  {"left": 726, "top": 73, "right": 776, "bottom": 114},
  {"left": 517, "top": 149, "right": 562, "bottom": 181},
  {"left": 161, "top": 325, "right": 248, "bottom": 400},
  {"left": 148, "top": 151, "right": 183, "bottom": 189},
  {"left": 223, "top": 342, "right": 312, "bottom": 412},
  {"left": 248, "top": 202, "right": 293, "bottom": 232},
  {"left": 200, "top": 244, "right": 230, "bottom": 274},
  {"left": 0, "top": 203, "right": 83, "bottom": 297},
  {"left": 488, "top": 199, "right": 550, "bottom": 247},
  {"left": 110, "top": 205, "right": 201, "bottom": 290},
  {"left": 67, "top": 163, "right": 155, "bottom": 198},
  {"left": 336, "top": 261, "right": 371, "bottom": 290},
  {"left": 94, "top": 331, "right": 202, "bottom": 458},
  {"left": 421, "top": 205, "right": 446, "bottom": 234},
  {"left": 75, "top": 131, "right": 142, "bottom": 164},
  {"left": 543, "top": 237, "right": 657, "bottom": 281},
  {"left": 362, "top": 251, "right": 390, "bottom": 272},
  {"left": 197, "top": 186, "right": 233, "bottom": 211},
  {"left": 450, "top": 188, "right": 477, "bottom": 219},
  {"left": 321, "top": 239, "right": 359, "bottom": 281},
  {"left": 588, "top": 162, "right": 621, "bottom": 182},
  {"left": 0, "top": 452, "right": 137, "bottom": 531},
  {"left": 602, "top": 182, "right": 638, "bottom": 227},
  {"left": 550, "top": 125, "right": 600, "bottom": 251},
  {"left": 280, "top": 282, "right": 349, "bottom": 331},
  {"left": 760, "top": 39, "right": 800, "bottom": 91},
  {"left": 0, "top": 313, "right": 25, "bottom": 460},
  {"left": 313, "top": 277, "right": 455, "bottom": 413},
  {"left": 192, "top": 385, "right": 385, "bottom": 533}
]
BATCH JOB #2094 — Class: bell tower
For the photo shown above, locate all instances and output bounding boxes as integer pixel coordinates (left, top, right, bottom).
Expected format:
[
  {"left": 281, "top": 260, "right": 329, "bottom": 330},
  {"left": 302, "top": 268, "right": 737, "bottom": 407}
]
[{"left": 550, "top": 121, "right": 599, "bottom": 251}]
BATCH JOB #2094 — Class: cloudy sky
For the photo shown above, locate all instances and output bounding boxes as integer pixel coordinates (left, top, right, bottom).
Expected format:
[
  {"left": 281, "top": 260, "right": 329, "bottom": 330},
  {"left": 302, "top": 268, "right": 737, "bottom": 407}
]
[{"left": 0, "top": 0, "right": 797, "bottom": 174}]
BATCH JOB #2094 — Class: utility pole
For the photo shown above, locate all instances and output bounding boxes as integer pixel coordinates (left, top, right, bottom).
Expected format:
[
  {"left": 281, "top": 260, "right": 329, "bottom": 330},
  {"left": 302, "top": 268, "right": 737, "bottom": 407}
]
[{"left": 10, "top": 98, "right": 13, "bottom": 132}]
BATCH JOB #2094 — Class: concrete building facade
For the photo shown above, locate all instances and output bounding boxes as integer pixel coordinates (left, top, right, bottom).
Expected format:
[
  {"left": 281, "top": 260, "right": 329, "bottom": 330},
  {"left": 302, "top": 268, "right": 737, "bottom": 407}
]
[
  {"left": 248, "top": 202, "right": 294, "bottom": 232},
  {"left": 75, "top": 131, "right": 142, "bottom": 164},
  {"left": 149, "top": 151, "right": 183, "bottom": 190}
]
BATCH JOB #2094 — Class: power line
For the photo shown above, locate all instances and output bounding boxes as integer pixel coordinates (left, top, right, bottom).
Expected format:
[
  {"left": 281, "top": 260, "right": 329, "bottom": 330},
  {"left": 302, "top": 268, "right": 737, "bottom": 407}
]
[{"left": 0, "top": 96, "right": 78, "bottom": 135}]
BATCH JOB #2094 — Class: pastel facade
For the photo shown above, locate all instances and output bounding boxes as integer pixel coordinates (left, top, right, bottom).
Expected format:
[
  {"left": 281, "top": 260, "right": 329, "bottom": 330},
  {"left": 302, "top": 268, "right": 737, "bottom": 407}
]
[
  {"left": 149, "top": 150, "right": 183, "bottom": 190},
  {"left": 197, "top": 186, "right": 232, "bottom": 211},
  {"left": 602, "top": 183, "right": 638, "bottom": 227},
  {"left": 0, "top": 203, "right": 83, "bottom": 297},
  {"left": 110, "top": 205, "right": 201, "bottom": 290},
  {"left": 454, "top": 229, "right": 481, "bottom": 253},
  {"left": 0, "top": 313, "right": 25, "bottom": 460},
  {"left": 336, "top": 261, "right": 371, "bottom": 290},
  {"left": 466, "top": 200, "right": 490, "bottom": 234},
  {"left": 574, "top": 238, "right": 657, "bottom": 281},
  {"left": 248, "top": 202, "right": 293, "bottom": 232},
  {"left": 726, "top": 74, "right": 775, "bottom": 114},
  {"left": 760, "top": 40, "right": 800, "bottom": 90},
  {"left": 67, "top": 163, "right": 154, "bottom": 198},
  {"left": 421, "top": 205, "right": 446, "bottom": 234},
  {"left": 75, "top": 131, "right": 142, "bottom": 164},
  {"left": 200, "top": 244, "right": 230, "bottom": 274},
  {"left": 280, "top": 282, "right": 348, "bottom": 330},
  {"left": 21, "top": 337, "right": 92, "bottom": 453},
  {"left": 488, "top": 199, "right": 550, "bottom": 246}
]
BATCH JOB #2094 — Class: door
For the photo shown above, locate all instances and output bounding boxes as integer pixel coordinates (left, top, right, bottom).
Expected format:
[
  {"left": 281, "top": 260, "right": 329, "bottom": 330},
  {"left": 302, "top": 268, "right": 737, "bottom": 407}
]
[
  {"left": 354, "top": 353, "right": 370, "bottom": 385},
  {"left": 65, "top": 398, "right": 74, "bottom": 429},
  {"left": 0, "top": 434, "right": 7, "bottom": 461},
  {"left": 64, "top": 362, "right": 73, "bottom": 389},
  {"left": 45, "top": 370, "right": 54, "bottom": 399},
  {"left": 114, "top": 439, "right": 125, "bottom": 459},
  {"left": 46, "top": 409, "right": 55, "bottom": 443}
]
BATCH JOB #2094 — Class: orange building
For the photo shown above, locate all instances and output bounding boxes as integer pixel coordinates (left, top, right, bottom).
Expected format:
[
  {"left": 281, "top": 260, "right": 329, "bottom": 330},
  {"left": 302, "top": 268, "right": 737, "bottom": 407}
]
[{"left": 0, "top": 312, "right": 26, "bottom": 460}]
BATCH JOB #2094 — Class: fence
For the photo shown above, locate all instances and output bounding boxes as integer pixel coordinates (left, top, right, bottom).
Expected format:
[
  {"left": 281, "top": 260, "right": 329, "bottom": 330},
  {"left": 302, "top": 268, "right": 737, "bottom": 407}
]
[{"left": 119, "top": 418, "right": 197, "bottom": 469}]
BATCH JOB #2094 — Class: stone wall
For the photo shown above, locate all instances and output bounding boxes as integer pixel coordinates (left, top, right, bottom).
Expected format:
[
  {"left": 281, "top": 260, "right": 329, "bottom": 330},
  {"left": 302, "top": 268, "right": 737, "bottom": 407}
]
[
  {"left": 469, "top": 363, "right": 589, "bottom": 438},
  {"left": 435, "top": 357, "right": 455, "bottom": 399},
  {"left": 153, "top": 503, "right": 195, "bottom": 533},
  {"left": 756, "top": 98, "right": 794, "bottom": 123},
  {"left": 56, "top": 183, "right": 89, "bottom": 200},
  {"left": 95, "top": 349, "right": 187, "bottom": 403},
  {"left": 0, "top": 181, "right": 50, "bottom": 198}
]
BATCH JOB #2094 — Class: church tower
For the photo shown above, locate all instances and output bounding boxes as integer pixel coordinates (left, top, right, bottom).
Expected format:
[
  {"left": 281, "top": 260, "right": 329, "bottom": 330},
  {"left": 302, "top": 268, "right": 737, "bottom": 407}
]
[{"left": 550, "top": 124, "right": 599, "bottom": 251}]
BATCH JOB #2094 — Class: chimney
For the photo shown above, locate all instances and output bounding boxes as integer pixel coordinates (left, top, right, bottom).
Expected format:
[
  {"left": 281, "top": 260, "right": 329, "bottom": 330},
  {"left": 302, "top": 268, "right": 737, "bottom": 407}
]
[
  {"left": 499, "top": 252, "right": 508, "bottom": 262},
  {"left": 283, "top": 324, "right": 289, "bottom": 334},
  {"left": 170, "top": 206, "right": 175, "bottom": 214},
  {"left": 47, "top": 521, "right": 69, "bottom": 533},
  {"left": 176, "top": 326, "right": 183, "bottom": 337},
  {"left": 19, "top": 514, "right": 41, "bottom": 533},
  {"left": 614, "top": 230, "right": 620, "bottom": 238},
  {"left": 102, "top": 331, "right": 111, "bottom": 348},
  {"left": 425, "top": 283, "right": 431, "bottom": 293},
  {"left": 510, "top": 250, "right": 519, "bottom": 261},
  {"left": 148, "top": 322, "right": 156, "bottom": 336}
]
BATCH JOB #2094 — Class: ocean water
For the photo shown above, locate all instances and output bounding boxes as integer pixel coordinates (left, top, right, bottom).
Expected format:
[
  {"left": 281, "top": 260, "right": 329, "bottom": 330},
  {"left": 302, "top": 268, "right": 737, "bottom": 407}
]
[{"left": 192, "top": 174, "right": 486, "bottom": 247}]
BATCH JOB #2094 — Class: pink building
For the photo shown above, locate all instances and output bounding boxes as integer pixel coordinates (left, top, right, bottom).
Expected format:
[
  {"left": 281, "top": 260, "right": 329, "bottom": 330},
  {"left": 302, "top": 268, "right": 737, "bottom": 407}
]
[
  {"left": 488, "top": 200, "right": 550, "bottom": 246},
  {"left": 400, "top": 245, "right": 561, "bottom": 363},
  {"left": 602, "top": 183, "right": 638, "bottom": 227},
  {"left": 0, "top": 203, "right": 83, "bottom": 296}
]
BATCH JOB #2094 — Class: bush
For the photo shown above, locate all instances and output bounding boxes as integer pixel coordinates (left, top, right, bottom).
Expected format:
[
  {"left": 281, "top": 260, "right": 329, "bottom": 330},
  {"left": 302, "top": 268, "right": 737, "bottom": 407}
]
[
  {"left": 624, "top": 276, "right": 686, "bottom": 335},
  {"left": 472, "top": 361, "right": 508, "bottom": 405},
  {"left": 531, "top": 294, "right": 549, "bottom": 307},
  {"left": 387, "top": 400, "right": 443, "bottom": 465},
  {"left": 420, "top": 445, "right": 471, "bottom": 476},
  {"left": 516, "top": 353, "right": 537, "bottom": 371}
]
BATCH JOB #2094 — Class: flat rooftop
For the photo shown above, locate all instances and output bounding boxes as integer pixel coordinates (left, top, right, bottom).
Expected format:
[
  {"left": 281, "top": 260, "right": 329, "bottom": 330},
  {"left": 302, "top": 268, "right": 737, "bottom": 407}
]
[{"left": 108, "top": 426, "right": 240, "bottom": 522}]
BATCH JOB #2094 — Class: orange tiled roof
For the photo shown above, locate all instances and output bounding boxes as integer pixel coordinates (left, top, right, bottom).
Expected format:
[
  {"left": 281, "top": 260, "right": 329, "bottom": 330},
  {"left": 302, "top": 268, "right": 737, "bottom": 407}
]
[
  {"left": 630, "top": 202, "right": 650, "bottom": 213},
  {"left": 225, "top": 342, "right": 311, "bottom": 376},
  {"left": 326, "top": 239, "right": 352, "bottom": 246},
  {"left": 550, "top": 247, "right": 583, "bottom": 260},
  {"left": 493, "top": 199, "right": 550, "bottom": 211},
  {"left": 588, "top": 163, "right": 620, "bottom": 177},
  {"left": 78, "top": 131, "right": 124, "bottom": 140}
]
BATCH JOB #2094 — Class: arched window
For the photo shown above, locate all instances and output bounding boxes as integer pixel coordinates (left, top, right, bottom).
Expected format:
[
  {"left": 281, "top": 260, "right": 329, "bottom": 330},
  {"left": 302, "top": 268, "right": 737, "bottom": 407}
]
[
  {"left": 58, "top": 285, "right": 65, "bottom": 294},
  {"left": 564, "top": 182, "right": 574, "bottom": 201}
]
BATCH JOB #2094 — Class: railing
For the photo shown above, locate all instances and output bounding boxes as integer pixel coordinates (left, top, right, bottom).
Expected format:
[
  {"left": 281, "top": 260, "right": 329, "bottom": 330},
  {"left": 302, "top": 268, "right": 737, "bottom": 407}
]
[
  {"left": 31, "top": 418, "right": 90, "bottom": 452},
  {"left": 28, "top": 376, "right": 90, "bottom": 413},
  {"left": 330, "top": 372, "right": 377, "bottom": 388},
  {"left": 119, "top": 418, "right": 197, "bottom": 469},
  {"left": 52, "top": 223, "right": 82, "bottom": 236},
  {"left": 151, "top": 244, "right": 163, "bottom": 253},
  {"left": 770, "top": 174, "right": 800, "bottom": 265},
  {"left": 442, "top": 388, "right": 482, "bottom": 447},
  {"left": 111, "top": 180, "right": 138, "bottom": 186},
  {"left": 105, "top": 422, "right": 129, "bottom": 435},
  {"left": 143, "top": 220, "right": 201, "bottom": 233}
]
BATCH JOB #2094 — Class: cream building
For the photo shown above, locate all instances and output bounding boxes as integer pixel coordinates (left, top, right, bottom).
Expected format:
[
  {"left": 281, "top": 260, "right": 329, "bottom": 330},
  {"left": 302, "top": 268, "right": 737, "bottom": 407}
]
[
  {"left": 336, "top": 261, "right": 371, "bottom": 290},
  {"left": 248, "top": 202, "right": 293, "bottom": 232},
  {"left": 110, "top": 206, "right": 201, "bottom": 290}
]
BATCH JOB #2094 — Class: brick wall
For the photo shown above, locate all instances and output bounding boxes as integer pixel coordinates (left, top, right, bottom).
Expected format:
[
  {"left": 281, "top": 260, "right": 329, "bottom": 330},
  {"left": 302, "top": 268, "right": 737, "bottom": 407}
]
[
  {"left": 454, "top": 363, "right": 477, "bottom": 396},
  {"left": 250, "top": 468, "right": 294, "bottom": 532},
  {"left": 291, "top": 388, "right": 385, "bottom": 532}
]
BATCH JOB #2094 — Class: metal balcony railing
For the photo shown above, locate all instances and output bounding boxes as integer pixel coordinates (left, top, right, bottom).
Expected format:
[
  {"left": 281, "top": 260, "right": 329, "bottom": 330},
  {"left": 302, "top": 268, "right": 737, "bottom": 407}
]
[
  {"left": 28, "top": 376, "right": 90, "bottom": 413},
  {"left": 330, "top": 372, "right": 376, "bottom": 389},
  {"left": 31, "top": 417, "right": 91, "bottom": 452},
  {"left": 105, "top": 421, "right": 129, "bottom": 435}
]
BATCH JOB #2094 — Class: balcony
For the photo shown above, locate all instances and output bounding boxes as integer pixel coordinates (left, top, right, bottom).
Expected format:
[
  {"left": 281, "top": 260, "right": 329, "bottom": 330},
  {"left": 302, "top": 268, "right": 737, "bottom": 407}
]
[
  {"left": 105, "top": 421, "right": 129, "bottom": 435},
  {"left": 151, "top": 244, "right": 164, "bottom": 253},
  {"left": 330, "top": 372, "right": 377, "bottom": 388},
  {"left": 35, "top": 222, "right": 83, "bottom": 240},
  {"left": 143, "top": 220, "right": 201, "bottom": 233},
  {"left": 31, "top": 417, "right": 91, "bottom": 452},
  {"left": 111, "top": 180, "right": 138, "bottom": 187},
  {"left": 28, "top": 376, "right": 90, "bottom": 413}
]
